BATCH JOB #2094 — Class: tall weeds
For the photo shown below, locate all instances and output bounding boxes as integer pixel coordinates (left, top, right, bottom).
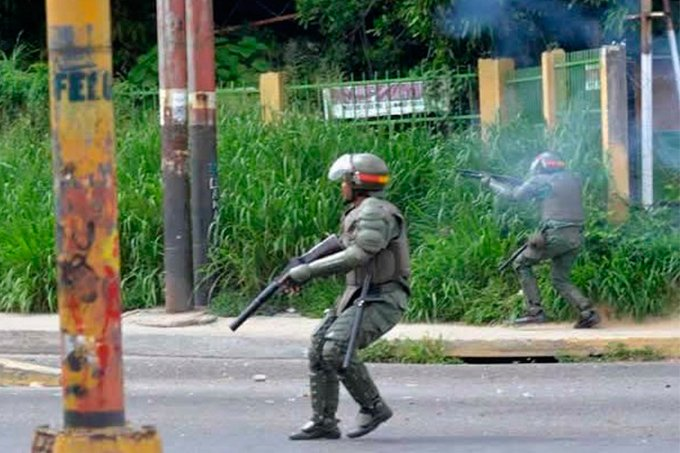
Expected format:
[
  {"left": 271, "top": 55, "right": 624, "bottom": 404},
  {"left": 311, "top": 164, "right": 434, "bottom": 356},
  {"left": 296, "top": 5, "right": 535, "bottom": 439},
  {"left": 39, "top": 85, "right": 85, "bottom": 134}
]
[
  {"left": 0, "top": 116, "right": 54, "bottom": 312},
  {"left": 0, "top": 45, "right": 48, "bottom": 127},
  {"left": 0, "top": 59, "right": 678, "bottom": 321}
]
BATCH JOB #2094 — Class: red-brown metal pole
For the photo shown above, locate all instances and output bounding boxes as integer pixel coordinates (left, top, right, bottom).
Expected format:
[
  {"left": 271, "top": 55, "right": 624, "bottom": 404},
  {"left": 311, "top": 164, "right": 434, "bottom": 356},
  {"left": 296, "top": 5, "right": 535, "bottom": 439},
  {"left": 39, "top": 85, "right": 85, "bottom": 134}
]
[
  {"left": 158, "top": 0, "right": 194, "bottom": 312},
  {"left": 186, "top": 0, "right": 218, "bottom": 307}
]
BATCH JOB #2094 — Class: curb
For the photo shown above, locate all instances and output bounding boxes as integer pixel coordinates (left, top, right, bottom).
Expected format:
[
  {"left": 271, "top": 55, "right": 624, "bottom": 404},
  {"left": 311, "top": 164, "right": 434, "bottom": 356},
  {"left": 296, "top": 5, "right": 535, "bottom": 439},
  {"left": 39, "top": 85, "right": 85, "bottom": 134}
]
[
  {"left": 442, "top": 337, "right": 680, "bottom": 358},
  {"left": 123, "top": 308, "right": 218, "bottom": 328},
  {"left": 0, "top": 358, "right": 61, "bottom": 387}
]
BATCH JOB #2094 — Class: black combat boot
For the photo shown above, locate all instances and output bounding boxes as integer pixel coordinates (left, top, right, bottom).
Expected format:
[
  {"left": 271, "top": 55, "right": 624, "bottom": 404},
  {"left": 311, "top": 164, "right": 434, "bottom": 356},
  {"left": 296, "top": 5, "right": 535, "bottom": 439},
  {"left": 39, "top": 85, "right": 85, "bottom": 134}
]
[
  {"left": 513, "top": 309, "right": 547, "bottom": 325},
  {"left": 346, "top": 400, "right": 393, "bottom": 439},
  {"left": 289, "top": 418, "right": 341, "bottom": 441},
  {"left": 574, "top": 309, "right": 600, "bottom": 329}
]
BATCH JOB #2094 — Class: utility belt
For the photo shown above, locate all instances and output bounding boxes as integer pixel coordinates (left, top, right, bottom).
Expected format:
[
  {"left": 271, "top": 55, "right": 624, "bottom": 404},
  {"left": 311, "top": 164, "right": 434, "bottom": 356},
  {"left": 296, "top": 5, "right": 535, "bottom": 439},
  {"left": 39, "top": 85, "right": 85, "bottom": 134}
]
[
  {"left": 540, "top": 221, "right": 584, "bottom": 232},
  {"left": 337, "top": 279, "right": 409, "bottom": 314},
  {"left": 367, "top": 280, "right": 410, "bottom": 297}
]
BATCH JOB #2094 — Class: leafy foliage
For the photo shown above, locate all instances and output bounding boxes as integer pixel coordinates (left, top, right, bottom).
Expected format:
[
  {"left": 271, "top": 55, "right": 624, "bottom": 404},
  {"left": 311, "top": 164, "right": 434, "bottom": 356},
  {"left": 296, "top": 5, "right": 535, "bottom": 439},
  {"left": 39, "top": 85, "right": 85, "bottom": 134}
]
[
  {"left": 109, "top": 0, "right": 158, "bottom": 74},
  {"left": 1, "top": 0, "right": 671, "bottom": 83},
  {"left": 127, "top": 35, "right": 271, "bottom": 88},
  {"left": 215, "top": 36, "right": 271, "bottom": 84},
  {"left": 295, "top": 0, "right": 634, "bottom": 74}
]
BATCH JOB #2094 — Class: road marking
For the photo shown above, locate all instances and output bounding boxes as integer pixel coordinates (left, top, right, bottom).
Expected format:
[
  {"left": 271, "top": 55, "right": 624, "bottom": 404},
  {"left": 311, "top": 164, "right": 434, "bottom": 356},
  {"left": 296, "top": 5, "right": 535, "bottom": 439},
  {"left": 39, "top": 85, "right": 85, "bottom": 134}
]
[
  {"left": 0, "top": 357, "right": 60, "bottom": 387},
  {"left": 0, "top": 358, "right": 60, "bottom": 375}
]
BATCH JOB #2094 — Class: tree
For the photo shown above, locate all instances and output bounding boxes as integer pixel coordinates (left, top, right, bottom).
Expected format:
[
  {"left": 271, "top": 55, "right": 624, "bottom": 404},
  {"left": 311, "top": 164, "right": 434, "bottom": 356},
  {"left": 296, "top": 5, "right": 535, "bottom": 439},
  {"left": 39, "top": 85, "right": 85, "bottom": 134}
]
[{"left": 296, "top": 0, "right": 629, "bottom": 73}]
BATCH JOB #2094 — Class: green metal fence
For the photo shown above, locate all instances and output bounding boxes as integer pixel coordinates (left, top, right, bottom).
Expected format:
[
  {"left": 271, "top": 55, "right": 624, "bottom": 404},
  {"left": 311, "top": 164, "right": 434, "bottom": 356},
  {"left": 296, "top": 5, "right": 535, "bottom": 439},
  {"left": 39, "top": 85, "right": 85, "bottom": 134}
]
[
  {"left": 287, "top": 68, "right": 479, "bottom": 127},
  {"left": 504, "top": 48, "right": 602, "bottom": 125},
  {"left": 114, "top": 86, "right": 158, "bottom": 111},
  {"left": 114, "top": 82, "right": 260, "bottom": 116},
  {"left": 558, "top": 48, "right": 601, "bottom": 116},
  {"left": 216, "top": 83, "right": 259, "bottom": 116},
  {"left": 114, "top": 49, "right": 607, "bottom": 132},
  {"left": 505, "top": 65, "right": 543, "bottom": 123}
]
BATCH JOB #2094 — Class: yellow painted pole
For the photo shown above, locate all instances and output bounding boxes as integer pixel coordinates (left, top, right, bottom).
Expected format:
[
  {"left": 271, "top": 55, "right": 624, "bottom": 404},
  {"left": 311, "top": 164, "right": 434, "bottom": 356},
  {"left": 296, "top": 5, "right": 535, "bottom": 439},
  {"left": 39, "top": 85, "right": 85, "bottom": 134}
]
[
  {"left": 542, "top": 49, "right": 565, "bottom": 129},
  {"left": 32, "top": 0, "right": 161, "bottom": 451},
  {"left": 478, "top": 58, "right": 515, "bottom": 139},
  {"left": 600, "top": 45, "right": 630, "bottom": 223},
  {"left": 259, "top": 72, "right": 287, "bottom": 124}
]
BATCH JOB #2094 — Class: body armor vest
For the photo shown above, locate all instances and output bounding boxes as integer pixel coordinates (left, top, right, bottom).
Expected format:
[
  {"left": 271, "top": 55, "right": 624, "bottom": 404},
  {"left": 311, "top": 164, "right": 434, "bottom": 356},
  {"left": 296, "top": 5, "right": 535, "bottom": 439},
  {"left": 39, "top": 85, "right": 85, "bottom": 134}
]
[
  {"left": 540, "top": 172, "right": 585, "bottom": 224},
  {"left": 341, "top": 198, "right": 410, "bottom": 289}
]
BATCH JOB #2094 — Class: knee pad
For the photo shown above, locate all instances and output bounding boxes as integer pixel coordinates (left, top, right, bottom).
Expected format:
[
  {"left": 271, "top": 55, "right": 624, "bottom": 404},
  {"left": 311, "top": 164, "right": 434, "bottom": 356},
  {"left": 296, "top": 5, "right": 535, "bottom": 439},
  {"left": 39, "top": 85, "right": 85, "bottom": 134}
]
[
  {"left": 321, "top": 340, "right": 344, "bottom": 371},
  {"left": 308, "top": 336, "right": 326, "bottom": 370}
]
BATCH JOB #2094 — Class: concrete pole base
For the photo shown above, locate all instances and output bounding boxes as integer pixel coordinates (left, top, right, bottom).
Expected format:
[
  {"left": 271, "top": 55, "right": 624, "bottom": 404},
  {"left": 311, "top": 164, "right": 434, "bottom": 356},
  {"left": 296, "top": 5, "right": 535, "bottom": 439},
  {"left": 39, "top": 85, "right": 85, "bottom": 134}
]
[{"left": 31, "top": 425, "right": 162, "bottom": 453}]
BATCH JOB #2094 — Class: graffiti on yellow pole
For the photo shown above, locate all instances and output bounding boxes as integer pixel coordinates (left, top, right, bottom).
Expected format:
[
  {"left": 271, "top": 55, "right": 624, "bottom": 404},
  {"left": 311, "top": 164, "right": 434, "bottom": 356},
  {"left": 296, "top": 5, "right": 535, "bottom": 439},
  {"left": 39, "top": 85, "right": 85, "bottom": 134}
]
[
  {"left": 32, "top": 1, "right": 161, "bottom": 451},
  {"left": 47, "top": 3, "right": 124, "bottom": 427},
  {"left": 53, "top": 70, "right": 113, "bottom": 102}
]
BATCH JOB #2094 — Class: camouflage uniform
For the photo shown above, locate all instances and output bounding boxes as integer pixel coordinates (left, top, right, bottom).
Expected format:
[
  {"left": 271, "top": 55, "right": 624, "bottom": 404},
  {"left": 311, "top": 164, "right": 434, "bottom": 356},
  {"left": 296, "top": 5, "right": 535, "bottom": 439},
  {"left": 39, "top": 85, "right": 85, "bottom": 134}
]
[
  {"left": 288, "top": 154, "right": 410, "bottom": 440},
  {"left": 488, "top": 154, "right": 599, "bottom": 328}
]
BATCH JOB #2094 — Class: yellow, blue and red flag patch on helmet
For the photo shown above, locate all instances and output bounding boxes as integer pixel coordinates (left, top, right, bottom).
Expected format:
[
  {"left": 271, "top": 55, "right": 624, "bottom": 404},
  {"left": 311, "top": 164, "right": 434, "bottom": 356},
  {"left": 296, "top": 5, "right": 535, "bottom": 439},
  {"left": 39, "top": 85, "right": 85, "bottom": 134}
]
[{"left": 355, "top": 172, "right": 390, "bottom": 185}]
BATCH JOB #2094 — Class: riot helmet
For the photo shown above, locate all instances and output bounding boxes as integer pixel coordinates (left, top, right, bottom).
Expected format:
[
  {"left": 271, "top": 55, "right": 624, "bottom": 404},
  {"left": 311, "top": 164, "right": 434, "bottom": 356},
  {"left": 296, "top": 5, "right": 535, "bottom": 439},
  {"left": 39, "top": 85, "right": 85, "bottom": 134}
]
[
  {"left": 328, "top": 153, "right": 390, "bottom": 194},
  {"left": 529, "top": 151, "right": 566, "bottom": 175}
]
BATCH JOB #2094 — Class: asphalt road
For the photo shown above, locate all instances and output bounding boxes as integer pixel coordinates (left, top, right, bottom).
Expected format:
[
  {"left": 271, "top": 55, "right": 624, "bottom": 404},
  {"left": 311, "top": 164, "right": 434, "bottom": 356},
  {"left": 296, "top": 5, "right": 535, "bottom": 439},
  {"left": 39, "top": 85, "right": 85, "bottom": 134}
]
[{"left": 2, "top": 357, "right": 679, "bottom": 453}]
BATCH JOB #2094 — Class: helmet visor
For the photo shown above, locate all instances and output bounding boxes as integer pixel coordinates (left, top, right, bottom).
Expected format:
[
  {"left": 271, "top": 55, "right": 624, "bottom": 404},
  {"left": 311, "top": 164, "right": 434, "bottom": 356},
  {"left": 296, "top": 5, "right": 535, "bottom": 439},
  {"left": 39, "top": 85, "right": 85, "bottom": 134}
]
[
  {"left": 529, "top": 157, "right": 542, "bottom": 175},
  {"left": 328, "top": 154, "right": 354, "bottom": 181}
]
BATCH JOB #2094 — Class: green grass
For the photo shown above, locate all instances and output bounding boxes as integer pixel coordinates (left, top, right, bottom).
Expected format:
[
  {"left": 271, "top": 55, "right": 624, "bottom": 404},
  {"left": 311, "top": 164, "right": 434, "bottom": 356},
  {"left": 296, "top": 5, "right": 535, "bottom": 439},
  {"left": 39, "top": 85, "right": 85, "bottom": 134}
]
[
  {"left": 556, "top": 342, "right": 667, "bottom": 363},
  {"left": 0, "top": 116, "right": 55, "bottom": 312},
  {"left": 360, "top": 337, "right": 463, "bottom": 364},
  {"left": 0, "top": 58, "right": 679, "bottom": 322}
]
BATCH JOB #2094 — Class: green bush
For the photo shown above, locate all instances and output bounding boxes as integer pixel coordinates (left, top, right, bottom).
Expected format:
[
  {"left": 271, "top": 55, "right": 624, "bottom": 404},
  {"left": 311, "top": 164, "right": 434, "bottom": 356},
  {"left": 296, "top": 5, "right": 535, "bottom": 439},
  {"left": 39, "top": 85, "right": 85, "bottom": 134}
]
[
  {"left": 0, "top": 45, "right": 49, "bottom": 127},
  {"left": 126, "top": 35, "right": 271, "bottom": 89},
  {"left": 0, "top": 61, "right": 678, "bottom": 321}
]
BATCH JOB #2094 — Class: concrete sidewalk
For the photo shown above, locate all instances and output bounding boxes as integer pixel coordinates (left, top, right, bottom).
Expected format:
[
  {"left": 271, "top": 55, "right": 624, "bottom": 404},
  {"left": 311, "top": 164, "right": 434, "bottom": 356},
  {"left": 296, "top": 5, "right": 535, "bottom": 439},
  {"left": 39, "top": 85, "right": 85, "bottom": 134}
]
[
  {"left": 0, "top": 311, "right": 678, "bottom": 359},
  {"left": 1, "top": 311, "right": 678, "bottom": 386}
]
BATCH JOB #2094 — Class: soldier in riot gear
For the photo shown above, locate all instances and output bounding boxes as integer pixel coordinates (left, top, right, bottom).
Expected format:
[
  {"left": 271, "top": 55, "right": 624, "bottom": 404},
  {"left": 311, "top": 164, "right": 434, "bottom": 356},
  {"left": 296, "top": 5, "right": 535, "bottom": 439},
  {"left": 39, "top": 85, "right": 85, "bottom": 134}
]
[
  {"left": 483, "top": 151, "right": 600, "bottom": 328},
  {"left": 285, "top": 153, "right": 410, "bottom": 440}
]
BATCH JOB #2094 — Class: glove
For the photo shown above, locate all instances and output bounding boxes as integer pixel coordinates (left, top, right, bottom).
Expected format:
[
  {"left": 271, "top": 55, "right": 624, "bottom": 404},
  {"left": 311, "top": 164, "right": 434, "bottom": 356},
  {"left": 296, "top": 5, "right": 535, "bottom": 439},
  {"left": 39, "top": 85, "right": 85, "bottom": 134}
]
[
  {"left": 281, "top": 279, "right": 303, "bottom": 295},
  {"left": 281, "top": 264, "right": 308, "bottom": 295},
  {"left": 528, "top": 232, "right": 546, "bottom": 249}
]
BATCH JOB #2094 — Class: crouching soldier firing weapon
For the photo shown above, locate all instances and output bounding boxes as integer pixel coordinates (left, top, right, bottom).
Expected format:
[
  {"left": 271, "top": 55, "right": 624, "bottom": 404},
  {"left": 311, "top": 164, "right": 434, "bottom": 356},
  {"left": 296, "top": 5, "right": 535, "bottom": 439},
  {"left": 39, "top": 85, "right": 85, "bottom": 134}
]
[
  {"left": 261, "top": 153, "right": 410, "bottom": 440},
  {"left": 478, "top": 152, "right": 600, "bottom": 328}
]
